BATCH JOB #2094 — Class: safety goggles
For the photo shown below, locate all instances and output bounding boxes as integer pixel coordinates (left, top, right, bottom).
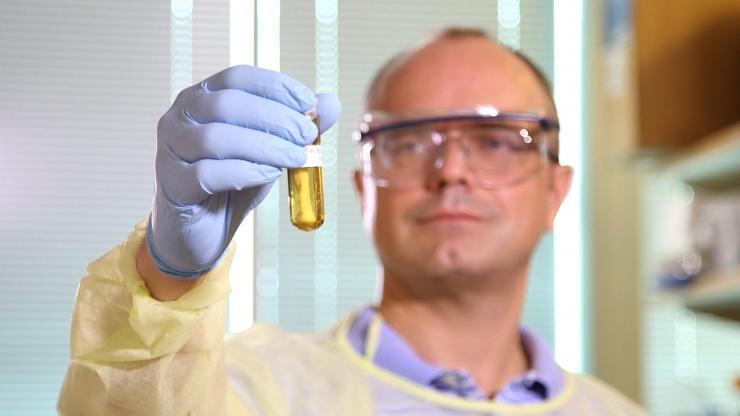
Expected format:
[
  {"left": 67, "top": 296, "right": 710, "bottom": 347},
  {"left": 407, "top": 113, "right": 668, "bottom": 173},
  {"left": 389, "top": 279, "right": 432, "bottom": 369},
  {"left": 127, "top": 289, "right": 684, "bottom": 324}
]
[{"left": 353, "top": 106, "right": 560, "bottom": 189}]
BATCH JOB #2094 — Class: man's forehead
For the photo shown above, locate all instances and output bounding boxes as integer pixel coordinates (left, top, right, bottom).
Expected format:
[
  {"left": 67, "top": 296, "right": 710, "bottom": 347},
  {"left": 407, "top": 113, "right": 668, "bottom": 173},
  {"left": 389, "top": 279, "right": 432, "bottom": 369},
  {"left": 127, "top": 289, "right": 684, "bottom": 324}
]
[{"left": 368, "top": 37, "right": 555, "bottom": 117}]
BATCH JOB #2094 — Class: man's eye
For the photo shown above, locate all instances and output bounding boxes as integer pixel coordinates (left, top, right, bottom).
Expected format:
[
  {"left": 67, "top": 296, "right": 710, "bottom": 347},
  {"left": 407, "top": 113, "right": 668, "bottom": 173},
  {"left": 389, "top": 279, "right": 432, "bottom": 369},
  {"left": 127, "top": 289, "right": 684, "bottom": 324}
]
[
  {"left": 477, "top": 135, "right": 520, "bottom": 152},
  {"left": 476, "top": 129, "right": 533, "bottom": 152},
  {"left": 482, "top": 137, "right": 511, "bottom": 149},
  {"left": 388, "top": 137, "right": 426, "bottom": 154}
]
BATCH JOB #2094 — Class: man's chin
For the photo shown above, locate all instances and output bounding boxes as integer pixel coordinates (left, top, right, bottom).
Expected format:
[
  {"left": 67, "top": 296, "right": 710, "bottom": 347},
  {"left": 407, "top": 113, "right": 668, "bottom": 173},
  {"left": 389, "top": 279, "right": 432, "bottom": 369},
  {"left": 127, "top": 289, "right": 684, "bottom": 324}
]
[{"left": 422, "top": 248, "right": 487, "bottom": 278}]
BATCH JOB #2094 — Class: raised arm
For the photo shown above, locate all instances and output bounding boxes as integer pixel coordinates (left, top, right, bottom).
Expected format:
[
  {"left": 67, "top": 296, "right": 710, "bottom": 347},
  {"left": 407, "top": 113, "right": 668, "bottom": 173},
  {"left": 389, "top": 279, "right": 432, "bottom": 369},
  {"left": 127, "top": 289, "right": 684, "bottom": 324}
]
[{"left": 58, "top": 65, "right": 340, "bottom": 415}]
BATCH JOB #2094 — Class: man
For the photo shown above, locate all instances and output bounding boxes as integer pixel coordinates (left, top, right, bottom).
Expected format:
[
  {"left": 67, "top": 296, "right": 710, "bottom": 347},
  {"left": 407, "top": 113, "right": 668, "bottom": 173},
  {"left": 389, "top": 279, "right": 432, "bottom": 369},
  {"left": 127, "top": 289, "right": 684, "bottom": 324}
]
[{"left": 58, "top": 28, "right": 646, "bottom": 415}]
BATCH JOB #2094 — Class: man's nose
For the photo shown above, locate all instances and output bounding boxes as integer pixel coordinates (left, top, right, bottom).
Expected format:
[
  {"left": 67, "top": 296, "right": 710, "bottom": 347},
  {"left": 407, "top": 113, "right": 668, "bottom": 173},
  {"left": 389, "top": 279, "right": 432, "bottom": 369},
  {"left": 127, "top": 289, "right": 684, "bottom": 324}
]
[{"left": 425, "top": 139, "right": 474, "bottom": 190}]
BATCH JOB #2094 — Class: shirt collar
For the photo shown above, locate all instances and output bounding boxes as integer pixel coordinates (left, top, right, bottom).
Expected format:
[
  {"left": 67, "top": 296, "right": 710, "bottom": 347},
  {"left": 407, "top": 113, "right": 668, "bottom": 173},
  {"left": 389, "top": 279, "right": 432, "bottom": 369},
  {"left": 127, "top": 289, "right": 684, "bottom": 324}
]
[{"left": 346, "top": 306, "right": 564, "bottom": 402}]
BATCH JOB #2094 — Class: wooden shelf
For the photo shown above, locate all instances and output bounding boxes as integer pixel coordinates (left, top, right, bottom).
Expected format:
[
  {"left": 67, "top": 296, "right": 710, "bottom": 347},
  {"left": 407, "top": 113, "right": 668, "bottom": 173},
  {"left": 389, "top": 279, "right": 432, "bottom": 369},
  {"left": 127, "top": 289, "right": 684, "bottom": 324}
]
[
  {"left": 684, "top": 270, "right": 740, "bottom": 321},
  {"left": 659, "top": 122, "right": 740, "bottom": 191}
]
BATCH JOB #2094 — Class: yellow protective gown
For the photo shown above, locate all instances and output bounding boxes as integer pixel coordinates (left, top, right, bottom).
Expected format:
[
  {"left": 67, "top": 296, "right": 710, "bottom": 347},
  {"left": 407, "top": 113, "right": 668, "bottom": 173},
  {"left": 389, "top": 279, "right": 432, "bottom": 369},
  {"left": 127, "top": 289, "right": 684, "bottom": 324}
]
[{"left": 58, "top": 223, "right": 647, "bottom": 415}]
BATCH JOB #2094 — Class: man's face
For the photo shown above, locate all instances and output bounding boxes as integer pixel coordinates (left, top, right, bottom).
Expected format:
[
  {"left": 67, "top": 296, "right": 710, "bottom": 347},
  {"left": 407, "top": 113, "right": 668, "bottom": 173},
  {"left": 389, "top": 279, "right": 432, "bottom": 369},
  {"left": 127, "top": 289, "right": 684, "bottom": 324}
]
[{"left": 356, "top": 37, "right": 571, "bottom": 286}]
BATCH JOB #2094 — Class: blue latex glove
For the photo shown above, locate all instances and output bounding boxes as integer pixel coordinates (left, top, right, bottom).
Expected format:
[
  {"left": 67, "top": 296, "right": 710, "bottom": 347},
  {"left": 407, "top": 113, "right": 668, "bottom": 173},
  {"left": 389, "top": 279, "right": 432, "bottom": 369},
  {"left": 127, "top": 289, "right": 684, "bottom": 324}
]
[{"left": 146, "top": 65, "right": 341, "bottom": 278}]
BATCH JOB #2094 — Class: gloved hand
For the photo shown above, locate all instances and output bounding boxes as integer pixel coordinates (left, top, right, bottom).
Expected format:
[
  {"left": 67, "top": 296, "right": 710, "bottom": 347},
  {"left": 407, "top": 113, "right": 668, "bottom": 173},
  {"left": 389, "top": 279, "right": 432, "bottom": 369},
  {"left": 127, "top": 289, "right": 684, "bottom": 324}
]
[{"left": 146, "top": 65, "right": 341, "bottom": 278}]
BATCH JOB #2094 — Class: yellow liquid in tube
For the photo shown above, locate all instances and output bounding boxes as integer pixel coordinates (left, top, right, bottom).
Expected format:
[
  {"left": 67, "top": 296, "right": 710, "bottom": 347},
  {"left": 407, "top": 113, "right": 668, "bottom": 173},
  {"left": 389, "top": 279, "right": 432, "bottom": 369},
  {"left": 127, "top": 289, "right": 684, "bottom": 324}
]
[{"left": 288, "top": 114, "right": 324, "bottom": 231}]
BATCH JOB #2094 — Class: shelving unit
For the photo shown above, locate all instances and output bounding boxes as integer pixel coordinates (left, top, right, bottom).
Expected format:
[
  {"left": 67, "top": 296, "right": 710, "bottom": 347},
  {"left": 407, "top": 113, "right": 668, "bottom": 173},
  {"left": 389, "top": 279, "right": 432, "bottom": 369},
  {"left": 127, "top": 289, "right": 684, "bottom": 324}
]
[{"left": 659, "top": 121, "right": 740, "bottom": 322}]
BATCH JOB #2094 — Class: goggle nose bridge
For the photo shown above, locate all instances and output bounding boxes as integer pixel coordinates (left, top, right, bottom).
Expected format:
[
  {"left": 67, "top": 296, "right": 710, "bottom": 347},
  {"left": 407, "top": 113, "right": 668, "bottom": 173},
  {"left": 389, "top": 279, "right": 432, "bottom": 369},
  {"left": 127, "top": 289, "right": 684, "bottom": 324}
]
[{"left": 428, "top": 130, "right": 475, "bottom": 169}]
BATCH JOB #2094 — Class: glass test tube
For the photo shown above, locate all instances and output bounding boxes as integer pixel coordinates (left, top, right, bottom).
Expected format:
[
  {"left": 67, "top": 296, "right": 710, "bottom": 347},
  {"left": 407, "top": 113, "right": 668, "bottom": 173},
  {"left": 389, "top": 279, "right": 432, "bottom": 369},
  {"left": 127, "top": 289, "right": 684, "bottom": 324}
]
[{"left": 287, "top": 110, "right": 324, "bottom": 231}]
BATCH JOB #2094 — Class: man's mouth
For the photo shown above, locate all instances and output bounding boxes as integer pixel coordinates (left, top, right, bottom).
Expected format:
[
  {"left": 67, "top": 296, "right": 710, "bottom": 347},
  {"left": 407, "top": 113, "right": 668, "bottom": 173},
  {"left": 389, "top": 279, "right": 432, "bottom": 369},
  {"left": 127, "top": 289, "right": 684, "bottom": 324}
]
[{"left": 417, "top": 210, "right": 483, "bottom": 224}]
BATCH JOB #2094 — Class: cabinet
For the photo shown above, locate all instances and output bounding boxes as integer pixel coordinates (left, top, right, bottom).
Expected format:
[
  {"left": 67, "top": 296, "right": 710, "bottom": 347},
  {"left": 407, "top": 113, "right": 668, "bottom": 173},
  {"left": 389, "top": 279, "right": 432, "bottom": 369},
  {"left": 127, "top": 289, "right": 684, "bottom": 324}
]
[{"left": 636, "top": 0, "right": 740, "bottom": 151}]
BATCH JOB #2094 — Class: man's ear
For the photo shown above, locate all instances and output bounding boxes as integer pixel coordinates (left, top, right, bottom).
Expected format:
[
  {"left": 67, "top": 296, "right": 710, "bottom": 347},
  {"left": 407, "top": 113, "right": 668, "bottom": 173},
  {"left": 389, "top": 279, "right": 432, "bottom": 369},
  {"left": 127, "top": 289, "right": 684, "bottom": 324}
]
[
  {"left": 354, "top": 169, "right": 367, "bottom": 217},
  {"left": 353, "top": 169, "right": 364, "bottom": 200},
  {"left": 354, "top": 170, "right": 378, "bottom": 234},
  {"left": 545, "top": 165, "right": 573, "bottom": 231}
]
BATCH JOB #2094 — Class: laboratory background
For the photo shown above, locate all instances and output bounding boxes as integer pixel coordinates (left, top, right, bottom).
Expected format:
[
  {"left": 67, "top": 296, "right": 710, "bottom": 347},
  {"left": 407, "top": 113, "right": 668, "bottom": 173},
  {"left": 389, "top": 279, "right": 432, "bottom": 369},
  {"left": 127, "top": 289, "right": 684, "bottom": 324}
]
[{"left": 1, "top": 0, "right": 739, "bottom": 414}]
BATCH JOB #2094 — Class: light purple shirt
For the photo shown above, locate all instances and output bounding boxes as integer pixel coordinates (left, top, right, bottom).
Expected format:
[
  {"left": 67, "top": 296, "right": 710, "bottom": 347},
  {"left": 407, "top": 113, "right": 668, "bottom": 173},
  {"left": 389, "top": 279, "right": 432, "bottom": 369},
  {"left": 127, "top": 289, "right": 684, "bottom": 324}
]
[{"left": 347, "top": 306, "right": 564, "bottom": 404}]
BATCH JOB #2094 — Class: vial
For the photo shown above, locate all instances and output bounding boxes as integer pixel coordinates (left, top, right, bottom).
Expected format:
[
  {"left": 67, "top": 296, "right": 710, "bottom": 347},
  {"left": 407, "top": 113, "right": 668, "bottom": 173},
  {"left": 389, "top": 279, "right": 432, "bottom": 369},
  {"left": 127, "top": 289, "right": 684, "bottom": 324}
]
[{"left": 287, "top": 109, "right": 324, "bottom": 231}]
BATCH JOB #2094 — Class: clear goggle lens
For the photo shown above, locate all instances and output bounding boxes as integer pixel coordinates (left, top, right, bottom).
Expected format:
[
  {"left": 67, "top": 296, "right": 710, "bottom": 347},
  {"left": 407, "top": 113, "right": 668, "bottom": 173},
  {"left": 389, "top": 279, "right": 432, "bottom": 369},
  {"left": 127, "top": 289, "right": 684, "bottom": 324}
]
[{"left": 357, "top": 110, "right": 559, "bottom": 189}]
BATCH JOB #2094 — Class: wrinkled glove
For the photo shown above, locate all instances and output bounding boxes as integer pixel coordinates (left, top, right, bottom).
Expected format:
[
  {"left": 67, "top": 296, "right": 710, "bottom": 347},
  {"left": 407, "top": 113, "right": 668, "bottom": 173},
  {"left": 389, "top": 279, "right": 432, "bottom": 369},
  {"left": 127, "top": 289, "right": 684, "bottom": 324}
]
[{"left": 146, "top": 65, "right": 341, "bottom": 278}]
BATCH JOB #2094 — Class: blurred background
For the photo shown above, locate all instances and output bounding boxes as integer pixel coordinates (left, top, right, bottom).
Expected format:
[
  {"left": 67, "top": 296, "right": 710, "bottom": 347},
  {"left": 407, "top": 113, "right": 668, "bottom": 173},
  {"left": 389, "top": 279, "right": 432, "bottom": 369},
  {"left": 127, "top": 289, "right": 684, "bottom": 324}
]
[{"left": 1, "top": 0, "right": 739, "bottom": 414}]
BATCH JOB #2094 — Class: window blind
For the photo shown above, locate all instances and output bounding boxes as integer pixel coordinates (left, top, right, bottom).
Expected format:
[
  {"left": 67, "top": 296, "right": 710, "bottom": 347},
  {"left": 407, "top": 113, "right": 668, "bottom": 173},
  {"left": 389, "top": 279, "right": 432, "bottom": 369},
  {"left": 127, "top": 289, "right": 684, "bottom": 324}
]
[
  {"left": 0, "top": 1, "right": 571, "bottom": 413},
  {"left": 0, "top": 0, "right": 229, "bottom": 413}
]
